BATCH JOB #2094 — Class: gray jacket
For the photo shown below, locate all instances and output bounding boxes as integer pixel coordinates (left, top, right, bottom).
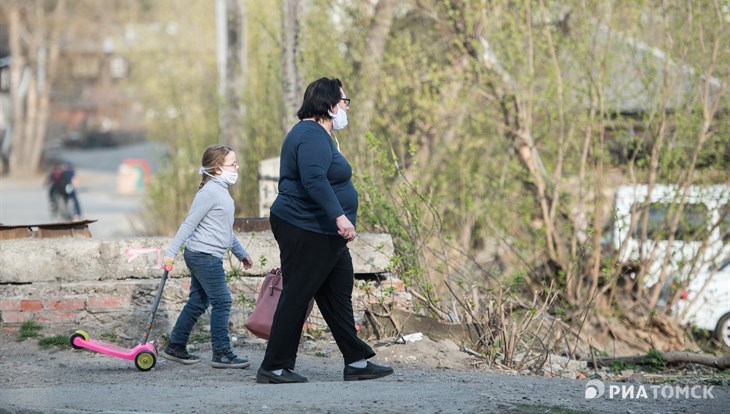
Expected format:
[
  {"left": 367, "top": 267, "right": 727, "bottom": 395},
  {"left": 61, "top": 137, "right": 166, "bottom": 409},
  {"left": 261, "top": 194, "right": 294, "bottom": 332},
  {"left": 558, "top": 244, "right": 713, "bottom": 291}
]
[{"left": 166, "top": 178, "right": 249, "bottom": 261}]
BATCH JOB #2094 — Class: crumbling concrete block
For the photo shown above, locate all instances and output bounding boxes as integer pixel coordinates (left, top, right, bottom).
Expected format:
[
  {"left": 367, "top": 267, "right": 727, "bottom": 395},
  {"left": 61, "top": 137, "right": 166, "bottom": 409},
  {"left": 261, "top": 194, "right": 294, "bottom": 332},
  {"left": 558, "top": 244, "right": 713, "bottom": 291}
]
[
  {"left": 0, "top": 232, "right": 400, "bottom": 334},
  {"left": 0, "top": 232, "right": 394, "bottom": 283}
]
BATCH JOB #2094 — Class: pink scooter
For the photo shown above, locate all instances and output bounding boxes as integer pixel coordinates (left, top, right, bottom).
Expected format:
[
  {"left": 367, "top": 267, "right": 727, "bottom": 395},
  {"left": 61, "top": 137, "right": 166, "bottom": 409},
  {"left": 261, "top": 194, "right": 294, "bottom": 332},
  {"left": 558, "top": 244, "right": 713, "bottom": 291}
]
[{"left": 70, "top": 270, "right": 170, "bottom": 371}]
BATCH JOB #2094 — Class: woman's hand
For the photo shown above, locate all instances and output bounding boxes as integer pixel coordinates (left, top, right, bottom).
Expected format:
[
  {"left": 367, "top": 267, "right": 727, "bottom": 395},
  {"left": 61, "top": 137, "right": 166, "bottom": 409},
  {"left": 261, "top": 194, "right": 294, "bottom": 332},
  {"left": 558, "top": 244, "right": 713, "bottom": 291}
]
[
  {"left": 241, "top": 255, "right": 253, "bottom": 269},
  {"left": 335, "top": 214, "right": 356, "bottom": 242}
]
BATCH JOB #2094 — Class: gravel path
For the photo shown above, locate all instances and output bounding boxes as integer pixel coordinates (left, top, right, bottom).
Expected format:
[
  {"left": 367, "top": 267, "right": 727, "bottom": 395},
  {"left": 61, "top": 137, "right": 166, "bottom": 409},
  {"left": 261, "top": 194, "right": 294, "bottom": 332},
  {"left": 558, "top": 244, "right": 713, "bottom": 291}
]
[
  {"left": 0, "top": 332, "right": 727, "bottom": 414},
  {"left": 1, "top": 143, "right": 728, "bottom": 412}
]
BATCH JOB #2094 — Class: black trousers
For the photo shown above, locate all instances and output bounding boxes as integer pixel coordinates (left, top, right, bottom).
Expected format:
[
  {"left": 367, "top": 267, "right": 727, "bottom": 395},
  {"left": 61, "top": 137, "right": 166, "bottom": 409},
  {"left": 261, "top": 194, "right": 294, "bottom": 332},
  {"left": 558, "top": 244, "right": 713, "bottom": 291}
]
[{"left": 261, "top": 214, "right": 375, "bottom": 371}]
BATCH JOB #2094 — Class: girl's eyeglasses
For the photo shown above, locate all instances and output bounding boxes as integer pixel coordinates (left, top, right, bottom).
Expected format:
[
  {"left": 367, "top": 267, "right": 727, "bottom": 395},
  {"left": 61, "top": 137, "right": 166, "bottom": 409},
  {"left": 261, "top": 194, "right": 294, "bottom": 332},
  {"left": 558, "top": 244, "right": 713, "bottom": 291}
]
[
  {"left": 221, "top": 161, "right": 238, "bottom": 168},
  {"left": 341, "top": 98, "right": 351, "bottom": 106}
]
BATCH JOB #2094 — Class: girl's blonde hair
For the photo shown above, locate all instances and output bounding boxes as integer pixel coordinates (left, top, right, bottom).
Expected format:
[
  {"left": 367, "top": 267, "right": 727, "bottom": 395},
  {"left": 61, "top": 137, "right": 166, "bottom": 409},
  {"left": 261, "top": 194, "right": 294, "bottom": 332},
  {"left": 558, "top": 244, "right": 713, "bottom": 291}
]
[{"left": 199, "top": 144, "right": 234, "bottom": 190}]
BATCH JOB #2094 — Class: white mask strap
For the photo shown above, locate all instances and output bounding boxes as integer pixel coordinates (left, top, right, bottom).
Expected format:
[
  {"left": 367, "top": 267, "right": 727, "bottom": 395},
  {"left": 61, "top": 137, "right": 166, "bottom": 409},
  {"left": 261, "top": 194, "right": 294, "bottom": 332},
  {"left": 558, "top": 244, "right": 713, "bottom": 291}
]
[{"left": 199, "top": 166, "right": 216, "bottom": 178}]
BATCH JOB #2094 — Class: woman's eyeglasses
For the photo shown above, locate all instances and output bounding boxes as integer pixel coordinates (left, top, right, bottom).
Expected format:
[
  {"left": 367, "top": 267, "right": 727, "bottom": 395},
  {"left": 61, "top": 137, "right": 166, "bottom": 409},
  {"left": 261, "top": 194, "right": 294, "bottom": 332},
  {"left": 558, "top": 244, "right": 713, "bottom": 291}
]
[
  {"left": 221, "top": 161, "right": 238, "bottom": 168},
  {"left": 341, "top": 98, "right": 351, "bottom": 106}
]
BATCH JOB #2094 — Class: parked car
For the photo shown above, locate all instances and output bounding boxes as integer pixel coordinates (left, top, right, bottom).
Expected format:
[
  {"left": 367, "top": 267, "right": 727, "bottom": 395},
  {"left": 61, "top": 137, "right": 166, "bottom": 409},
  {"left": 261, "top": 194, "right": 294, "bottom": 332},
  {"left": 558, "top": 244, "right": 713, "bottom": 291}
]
[
  {"left": 610, "top": 184, "right": 729, "bottom": 348},
  {"left": 673, "top": 258, "right": 730, "bottom": 348}
]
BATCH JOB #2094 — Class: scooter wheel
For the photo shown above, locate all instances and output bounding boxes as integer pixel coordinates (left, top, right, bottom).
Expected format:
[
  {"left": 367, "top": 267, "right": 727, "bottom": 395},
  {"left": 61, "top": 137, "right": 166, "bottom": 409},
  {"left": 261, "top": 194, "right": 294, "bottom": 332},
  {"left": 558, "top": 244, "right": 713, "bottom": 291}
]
[
  {"left": 69, "top": 330, "right": 89, "bottom": 350},
  {"left": 135, "top": 350, "right": 156, "bottom": 371}
]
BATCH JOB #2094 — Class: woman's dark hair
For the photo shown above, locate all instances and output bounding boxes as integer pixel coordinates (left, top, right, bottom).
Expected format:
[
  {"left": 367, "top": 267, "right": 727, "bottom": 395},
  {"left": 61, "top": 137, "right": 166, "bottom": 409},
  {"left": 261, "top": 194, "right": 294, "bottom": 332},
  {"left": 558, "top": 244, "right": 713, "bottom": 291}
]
[
  {"left": 199, "top": 144, "right": 233, "bottom": 189},
  {"left": 296, "top": 77, "right": 343, "bottom": 122}
]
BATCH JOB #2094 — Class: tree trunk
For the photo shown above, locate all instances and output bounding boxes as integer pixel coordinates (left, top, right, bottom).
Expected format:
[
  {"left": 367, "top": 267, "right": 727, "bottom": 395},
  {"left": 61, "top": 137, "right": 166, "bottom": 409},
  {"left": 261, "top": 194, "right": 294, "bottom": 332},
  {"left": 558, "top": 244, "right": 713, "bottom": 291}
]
[
  {"left": 281, "top": 0, "right": 303, "bottom": 129},
  {"left": 351, "top": 0, "right": 397, "bottom": 167},
  {"left": 589, "top": 352, "right": 730, "bottom": 370},
  {"left": 30, "top": 1, "right": 64, "bottom": 174},
  {"left": 8, "top": 3, "right": 25, "bottom": 175},
  {"left": 7, "top": 0, "right": 66, "bottom": 176},
  {"left": 221, "top": 0, "right": 246, "bottom": 151},
  {"left": 476, "top": 35, "right": 567, "bottom": 271},
  {"left": 402, "top": 57, "right": 469, "bottom": 185}
]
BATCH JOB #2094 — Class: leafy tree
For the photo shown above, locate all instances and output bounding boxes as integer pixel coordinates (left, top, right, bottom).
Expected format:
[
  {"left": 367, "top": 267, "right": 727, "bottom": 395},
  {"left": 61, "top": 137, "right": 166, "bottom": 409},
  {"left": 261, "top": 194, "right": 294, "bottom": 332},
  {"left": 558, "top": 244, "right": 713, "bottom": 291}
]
[
  {"left": 339, "top": 0, "right": 728, "bottom": 350},
  {"left": 15, "top": 0, "right": 724, "bottom": 356}
]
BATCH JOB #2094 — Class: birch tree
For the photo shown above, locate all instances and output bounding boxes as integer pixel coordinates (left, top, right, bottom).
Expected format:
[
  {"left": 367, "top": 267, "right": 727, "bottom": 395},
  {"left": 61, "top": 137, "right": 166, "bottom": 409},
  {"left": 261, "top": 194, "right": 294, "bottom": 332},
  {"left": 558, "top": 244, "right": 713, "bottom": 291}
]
[
  {"left": 6, "top": 0, "right": 66, "bottom": 176},
  {"left": 219, "top": 0, "right": 247, "bottom": 152},
  {"left": 281, "top": 0, "right": 305, "bottom": 128}
]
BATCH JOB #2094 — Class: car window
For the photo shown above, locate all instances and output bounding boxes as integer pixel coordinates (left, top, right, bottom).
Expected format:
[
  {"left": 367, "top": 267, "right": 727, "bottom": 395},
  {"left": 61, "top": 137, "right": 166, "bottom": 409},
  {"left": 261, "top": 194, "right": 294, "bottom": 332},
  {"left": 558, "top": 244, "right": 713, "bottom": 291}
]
[{"left": 632, "top": 202, "right": 710, "bottom": 241}]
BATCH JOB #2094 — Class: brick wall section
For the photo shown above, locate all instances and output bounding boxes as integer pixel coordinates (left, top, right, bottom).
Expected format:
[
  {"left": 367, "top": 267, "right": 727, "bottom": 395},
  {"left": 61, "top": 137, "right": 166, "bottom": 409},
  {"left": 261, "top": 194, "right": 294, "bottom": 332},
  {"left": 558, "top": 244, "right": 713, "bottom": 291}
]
[
  {"left": 38, "top": 312, "right": 82, "bottom": 325},
  {"left": 0, "top": 299, "right": 21, "bottom": 311},
  {"left": 0, "top": 233, "right": 400, "bottom": 335},
  {"left": 44, "top": 299, "right": 86, "bottom": 311},
  {"left": 20, "top": 300, "right": 43, "bottom": 311},
  {"left": 1, "top": 311, "right": 31, "bottom": 324},
  {"left": 0, "top": 275, "right": 410, "bottom": 337},
  {"left": 86, "top": 296, "right": 132, "bottom": 312}
]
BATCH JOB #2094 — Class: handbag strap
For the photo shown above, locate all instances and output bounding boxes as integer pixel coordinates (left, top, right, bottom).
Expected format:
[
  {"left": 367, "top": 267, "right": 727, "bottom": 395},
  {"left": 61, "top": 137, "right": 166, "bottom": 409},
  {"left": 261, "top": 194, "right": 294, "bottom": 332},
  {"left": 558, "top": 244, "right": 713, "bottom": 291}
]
[{"left": 267, "top": 275, "right": 282, "bottom": 296}]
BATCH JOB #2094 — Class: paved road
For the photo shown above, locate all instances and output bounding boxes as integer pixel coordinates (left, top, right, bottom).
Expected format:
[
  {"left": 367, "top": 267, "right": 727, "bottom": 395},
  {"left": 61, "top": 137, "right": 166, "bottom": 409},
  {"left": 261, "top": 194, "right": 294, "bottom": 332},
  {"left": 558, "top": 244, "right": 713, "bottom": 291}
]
[{"left": 0, "top": 142, "right": 161, "bottom": 238}]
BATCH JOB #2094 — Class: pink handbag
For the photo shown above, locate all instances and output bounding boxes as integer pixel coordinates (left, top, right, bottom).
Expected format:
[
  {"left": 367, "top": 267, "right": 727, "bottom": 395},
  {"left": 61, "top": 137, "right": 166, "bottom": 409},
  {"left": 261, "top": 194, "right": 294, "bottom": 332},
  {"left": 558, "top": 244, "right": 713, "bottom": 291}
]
[{"left": 245, "top": 268, "right": 314, "bottom": 340}]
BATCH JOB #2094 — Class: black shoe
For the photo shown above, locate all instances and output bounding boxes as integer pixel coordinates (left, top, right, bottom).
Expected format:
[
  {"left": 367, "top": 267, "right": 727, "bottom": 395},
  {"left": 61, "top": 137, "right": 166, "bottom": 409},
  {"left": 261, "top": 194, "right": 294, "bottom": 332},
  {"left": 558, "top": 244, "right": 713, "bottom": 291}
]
[
  {"left": 161, "top": 343, "right": 201, "bottom": 365},
  {"left": 212, "top": 349, "right": 251, "bottom": 369},
  {"left": 256, "top": 367, "right": 308, "bottom": 384},
  {"left": 343, "top": 361, "right": 394, "bottom": 381}
]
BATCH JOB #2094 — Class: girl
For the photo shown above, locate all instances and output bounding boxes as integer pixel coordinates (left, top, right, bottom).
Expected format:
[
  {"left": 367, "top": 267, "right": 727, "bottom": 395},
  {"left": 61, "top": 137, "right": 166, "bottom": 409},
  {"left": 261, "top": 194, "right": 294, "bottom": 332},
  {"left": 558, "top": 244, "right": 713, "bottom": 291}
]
[{"left": 162, "top": 144, "right": 253, "bottom": 369}]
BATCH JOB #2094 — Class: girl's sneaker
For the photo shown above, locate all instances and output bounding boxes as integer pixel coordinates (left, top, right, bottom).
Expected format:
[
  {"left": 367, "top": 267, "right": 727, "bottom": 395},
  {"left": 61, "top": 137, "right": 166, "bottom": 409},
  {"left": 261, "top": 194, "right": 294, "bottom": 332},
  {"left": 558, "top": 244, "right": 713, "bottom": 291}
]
[
  {"left": 212, "top": 349, "right": 250, "bottom": 369},
  {"left": 162, "top": 343, "right": 201, "bottom": 365}
]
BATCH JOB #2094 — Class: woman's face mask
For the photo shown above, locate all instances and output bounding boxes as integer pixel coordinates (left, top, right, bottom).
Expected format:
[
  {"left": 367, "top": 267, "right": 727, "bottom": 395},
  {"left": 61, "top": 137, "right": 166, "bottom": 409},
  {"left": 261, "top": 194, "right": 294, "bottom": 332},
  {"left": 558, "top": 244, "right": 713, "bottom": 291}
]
[{"left": 328, "top": 105, "right": 348, "bottom": 130}]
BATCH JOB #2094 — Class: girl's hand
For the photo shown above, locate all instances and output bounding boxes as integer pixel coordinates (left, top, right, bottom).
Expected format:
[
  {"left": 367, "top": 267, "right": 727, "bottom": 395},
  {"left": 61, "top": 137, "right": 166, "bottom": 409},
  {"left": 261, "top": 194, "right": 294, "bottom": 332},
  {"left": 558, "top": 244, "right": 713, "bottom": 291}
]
[
  {"left": 242, "top": 255, "right": 253, "bottom": 269},
  {"left": 163, "top": 256, "right": 174, "bottom": 272}
]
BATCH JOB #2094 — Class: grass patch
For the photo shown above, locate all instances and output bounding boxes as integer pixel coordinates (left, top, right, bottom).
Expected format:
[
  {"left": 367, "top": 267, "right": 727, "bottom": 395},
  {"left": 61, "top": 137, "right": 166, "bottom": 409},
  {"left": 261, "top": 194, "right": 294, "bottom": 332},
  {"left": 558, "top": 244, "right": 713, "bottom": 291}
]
[
  {"left": 190, "top": 332, "right": 211, "bottom": 343},
  {"left": 100, "top": 332, "right": 118, "bottom": 342},
  {"left": 644, "top": 348, "right": 667, "bottom": 370},
  {"left": 18, "top": 320, "right": 43, "bottom": 341},
  {"left": 305, "top": 327, "right": 325, "bottom": 340},
  {"left": 39, "top": 334, "right": 71, "bottom": 350},
  {"left": 609, "top": 359, "right": 639, "bottom": 373}
]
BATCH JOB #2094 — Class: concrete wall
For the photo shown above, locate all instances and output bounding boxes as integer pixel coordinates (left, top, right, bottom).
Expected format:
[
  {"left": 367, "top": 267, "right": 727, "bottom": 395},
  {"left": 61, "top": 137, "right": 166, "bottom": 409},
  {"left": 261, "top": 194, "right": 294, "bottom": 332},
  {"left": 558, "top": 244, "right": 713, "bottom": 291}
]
[{"left": 0, "top": 232, "right": 411, "bottom": 338}]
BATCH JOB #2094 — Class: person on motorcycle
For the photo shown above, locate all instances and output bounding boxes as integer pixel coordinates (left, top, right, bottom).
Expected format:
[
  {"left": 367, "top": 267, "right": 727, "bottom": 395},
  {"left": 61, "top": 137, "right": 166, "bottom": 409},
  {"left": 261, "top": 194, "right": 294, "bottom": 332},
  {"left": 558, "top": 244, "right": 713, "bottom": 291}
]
[{"left": 47, "top": 161, "right": 82, "bottom": 220}]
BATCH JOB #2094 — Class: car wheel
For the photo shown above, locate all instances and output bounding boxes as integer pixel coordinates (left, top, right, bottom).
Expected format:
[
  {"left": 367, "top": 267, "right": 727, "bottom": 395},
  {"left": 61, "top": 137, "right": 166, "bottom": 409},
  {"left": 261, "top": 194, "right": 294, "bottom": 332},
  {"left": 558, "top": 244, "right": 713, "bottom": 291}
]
[{"left": 714, "top": 312, "right": 730, "bottom": 349}]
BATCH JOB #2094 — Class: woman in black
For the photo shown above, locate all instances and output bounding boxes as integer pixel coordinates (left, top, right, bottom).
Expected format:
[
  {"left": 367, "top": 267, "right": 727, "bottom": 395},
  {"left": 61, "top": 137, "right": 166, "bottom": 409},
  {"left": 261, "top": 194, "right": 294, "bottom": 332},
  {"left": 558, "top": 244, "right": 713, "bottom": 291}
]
[{"left": 256, "top": 77, "right": 393, "bottom": 384}]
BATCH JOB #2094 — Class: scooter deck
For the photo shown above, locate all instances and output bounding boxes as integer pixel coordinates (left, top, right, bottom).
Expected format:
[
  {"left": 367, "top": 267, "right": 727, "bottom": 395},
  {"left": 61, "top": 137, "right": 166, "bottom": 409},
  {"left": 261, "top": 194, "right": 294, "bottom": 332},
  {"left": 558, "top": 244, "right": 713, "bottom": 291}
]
[{"left": 73, "top": 336, "right": 155, "bottom": 361}]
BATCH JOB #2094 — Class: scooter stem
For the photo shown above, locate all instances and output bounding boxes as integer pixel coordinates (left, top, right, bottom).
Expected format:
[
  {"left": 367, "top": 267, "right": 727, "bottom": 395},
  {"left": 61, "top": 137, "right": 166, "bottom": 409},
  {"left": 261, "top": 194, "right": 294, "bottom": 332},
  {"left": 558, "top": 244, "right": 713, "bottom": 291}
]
[{"left": 141, "top": 270, "right": 169, "bottom": 344}]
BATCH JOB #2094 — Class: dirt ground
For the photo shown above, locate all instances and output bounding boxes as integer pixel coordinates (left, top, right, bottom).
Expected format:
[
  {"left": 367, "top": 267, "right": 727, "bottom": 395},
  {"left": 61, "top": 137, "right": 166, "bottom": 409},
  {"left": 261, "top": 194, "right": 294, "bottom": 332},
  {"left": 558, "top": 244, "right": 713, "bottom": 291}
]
[
  {"left": 1, "top": 327, "right": 728, "bottom": 414},
  {"left": 1, "top": 161, "right": 728, "bottom": 413}
]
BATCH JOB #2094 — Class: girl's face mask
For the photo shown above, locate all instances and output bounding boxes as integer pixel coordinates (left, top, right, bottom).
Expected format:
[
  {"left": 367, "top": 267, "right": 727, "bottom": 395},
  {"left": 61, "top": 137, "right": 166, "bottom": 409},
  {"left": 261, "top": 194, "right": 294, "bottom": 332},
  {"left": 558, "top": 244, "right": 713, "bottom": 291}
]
[
  {"left": 219, "top": 170, "right": 238, "bottom": 185},
  {"left": 200, "top": 166, "right": 238, "bottom": 185}
]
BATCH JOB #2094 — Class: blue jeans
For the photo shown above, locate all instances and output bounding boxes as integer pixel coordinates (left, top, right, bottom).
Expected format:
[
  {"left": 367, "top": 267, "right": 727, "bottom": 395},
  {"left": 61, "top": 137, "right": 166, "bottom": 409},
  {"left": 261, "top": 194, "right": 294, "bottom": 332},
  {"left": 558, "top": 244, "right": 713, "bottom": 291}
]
[{"left": 169, "top": 248, "right": 233, "bottom": 353}]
